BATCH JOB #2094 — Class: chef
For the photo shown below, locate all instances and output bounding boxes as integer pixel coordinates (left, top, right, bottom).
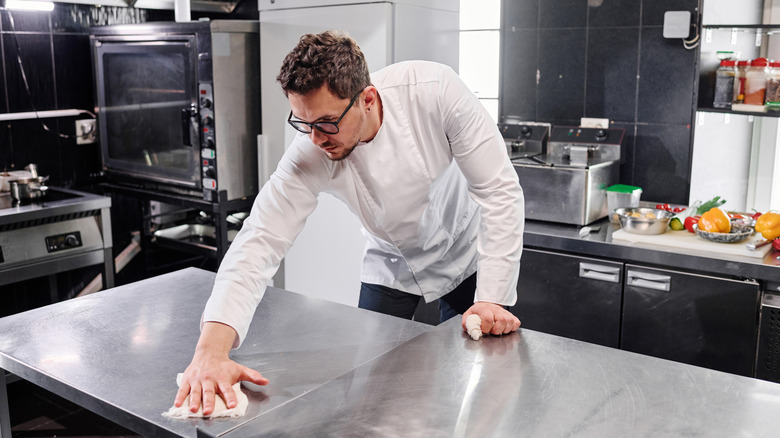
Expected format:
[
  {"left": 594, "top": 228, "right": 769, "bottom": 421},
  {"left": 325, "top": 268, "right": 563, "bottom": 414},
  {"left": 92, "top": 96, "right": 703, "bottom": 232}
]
[{"left": 174, "top": 30, "right": 525, "bottom": 415}]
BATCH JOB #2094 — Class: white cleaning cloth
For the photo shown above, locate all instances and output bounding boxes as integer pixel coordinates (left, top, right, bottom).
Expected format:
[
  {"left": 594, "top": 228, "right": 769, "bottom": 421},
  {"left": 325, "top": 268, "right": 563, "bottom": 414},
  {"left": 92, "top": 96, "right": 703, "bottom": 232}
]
[
  {"left": 162, "top": 373, "right": 248, "bottom": 419},
  {"left": 465, "top": 314, "right": 483, "bottom": 340}
]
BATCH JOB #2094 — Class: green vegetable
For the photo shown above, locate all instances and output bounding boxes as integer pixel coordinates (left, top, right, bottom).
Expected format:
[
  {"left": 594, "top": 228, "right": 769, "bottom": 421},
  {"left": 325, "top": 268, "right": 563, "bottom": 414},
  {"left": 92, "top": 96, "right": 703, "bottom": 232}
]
[
  {"left": 669, "top": 200, "right": 701, "bottom": 229},
  {"left": 695, "top": 196, "right": 727, "bottom": 215},
  {"left": 669, "top": 217, "right": 685, "bottom": 230}
]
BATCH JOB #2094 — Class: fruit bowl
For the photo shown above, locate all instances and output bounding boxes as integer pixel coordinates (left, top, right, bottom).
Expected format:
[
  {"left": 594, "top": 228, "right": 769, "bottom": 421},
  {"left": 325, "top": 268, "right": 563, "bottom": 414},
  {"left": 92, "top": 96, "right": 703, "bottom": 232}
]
[{"left": 693, "top": 223, "right": 755, "bottom": 243}]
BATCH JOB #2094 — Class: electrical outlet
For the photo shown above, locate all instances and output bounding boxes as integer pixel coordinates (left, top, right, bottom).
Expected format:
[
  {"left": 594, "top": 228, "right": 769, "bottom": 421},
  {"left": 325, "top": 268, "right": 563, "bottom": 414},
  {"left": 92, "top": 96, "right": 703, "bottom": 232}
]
[{"left": 75, "top": 119, "right": 97, "bottom": 145}]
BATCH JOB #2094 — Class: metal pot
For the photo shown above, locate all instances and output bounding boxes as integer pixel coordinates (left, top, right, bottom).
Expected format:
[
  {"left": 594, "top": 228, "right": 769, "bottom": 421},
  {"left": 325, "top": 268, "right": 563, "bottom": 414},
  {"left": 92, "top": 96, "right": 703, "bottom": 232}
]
[{"left": 10, "top": 176, "right": 48, "bottom": 203}]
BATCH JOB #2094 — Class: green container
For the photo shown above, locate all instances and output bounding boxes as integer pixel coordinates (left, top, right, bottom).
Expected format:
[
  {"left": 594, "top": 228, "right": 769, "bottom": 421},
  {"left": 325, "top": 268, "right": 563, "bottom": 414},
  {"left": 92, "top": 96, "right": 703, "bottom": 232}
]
[{"left": 606, "top": 185, "right": 642, "bottom": 223}]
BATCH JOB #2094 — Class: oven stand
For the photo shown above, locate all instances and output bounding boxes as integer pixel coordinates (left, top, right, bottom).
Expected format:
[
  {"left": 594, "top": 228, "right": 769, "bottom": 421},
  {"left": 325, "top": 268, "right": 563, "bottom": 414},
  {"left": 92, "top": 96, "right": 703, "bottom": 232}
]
[{"left": 102, "top": 184, "right": 255, "bottom": 271}]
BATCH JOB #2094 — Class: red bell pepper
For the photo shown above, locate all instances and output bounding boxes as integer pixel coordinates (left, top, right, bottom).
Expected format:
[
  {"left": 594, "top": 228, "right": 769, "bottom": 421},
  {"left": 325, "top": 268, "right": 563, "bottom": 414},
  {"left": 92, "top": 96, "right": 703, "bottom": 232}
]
[{"left": 684, "top": 215, "right": 701, "bottom": 233}]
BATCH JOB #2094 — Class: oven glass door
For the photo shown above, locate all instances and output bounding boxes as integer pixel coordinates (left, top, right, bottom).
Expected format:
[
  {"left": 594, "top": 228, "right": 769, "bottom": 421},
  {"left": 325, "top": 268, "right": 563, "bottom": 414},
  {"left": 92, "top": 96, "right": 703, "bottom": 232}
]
[{"left": 94, "top": 38, "right": 200, "bottom": 189}]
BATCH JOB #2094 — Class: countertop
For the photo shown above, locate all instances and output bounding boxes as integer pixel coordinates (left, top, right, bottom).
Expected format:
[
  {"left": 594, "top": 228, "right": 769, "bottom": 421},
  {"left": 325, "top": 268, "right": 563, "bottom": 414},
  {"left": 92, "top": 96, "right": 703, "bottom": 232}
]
[
  {"left": 0, "top": 268, "right": 429, "bottom": 438},
  {"left": 523, "top": 218, "right": 780, "bottom": 285},
  {"left": 3, "top": 268, "right": 780, "bottom": 437}
]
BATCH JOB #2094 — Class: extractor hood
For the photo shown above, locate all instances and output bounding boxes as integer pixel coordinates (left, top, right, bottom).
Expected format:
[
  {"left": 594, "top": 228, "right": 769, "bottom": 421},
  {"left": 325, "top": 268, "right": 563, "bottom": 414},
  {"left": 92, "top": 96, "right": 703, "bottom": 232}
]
[{"left": 50, "top": 0, "right": 239, "bottom": 13}]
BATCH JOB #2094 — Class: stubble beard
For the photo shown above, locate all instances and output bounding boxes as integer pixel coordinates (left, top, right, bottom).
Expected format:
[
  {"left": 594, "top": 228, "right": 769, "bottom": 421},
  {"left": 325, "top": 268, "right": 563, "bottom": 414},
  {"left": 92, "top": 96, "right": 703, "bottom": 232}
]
[{"left": 323, "top": 141, "right": 358, "bottom": 161}]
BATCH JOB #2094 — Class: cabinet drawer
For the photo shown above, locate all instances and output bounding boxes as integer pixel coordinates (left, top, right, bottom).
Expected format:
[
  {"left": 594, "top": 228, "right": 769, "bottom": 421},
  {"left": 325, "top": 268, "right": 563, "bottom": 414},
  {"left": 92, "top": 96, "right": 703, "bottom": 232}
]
[
  {"left": 621, "top": 264, "right": 760, "bottom": 377},
  {"left": 511, "top": 249, "right": 623, "bottom": 347}
]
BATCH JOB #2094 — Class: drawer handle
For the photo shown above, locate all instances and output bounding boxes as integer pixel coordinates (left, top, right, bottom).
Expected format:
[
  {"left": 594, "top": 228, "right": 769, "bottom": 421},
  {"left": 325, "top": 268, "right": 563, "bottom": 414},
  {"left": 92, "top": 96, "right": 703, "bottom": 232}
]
[
  {"left": 626, "top": 270, "right": 671, "bottom": 291},
  {"left": 579, "top": 263, "right": 620, "bottom": 283}
]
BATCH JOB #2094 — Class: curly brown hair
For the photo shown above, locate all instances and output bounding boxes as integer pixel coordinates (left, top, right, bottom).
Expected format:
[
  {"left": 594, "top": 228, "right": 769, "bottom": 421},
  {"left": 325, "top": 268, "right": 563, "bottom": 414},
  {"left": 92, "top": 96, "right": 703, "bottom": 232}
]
[{"left": 276, "top": 30, "right": 372, "bottom": 100}]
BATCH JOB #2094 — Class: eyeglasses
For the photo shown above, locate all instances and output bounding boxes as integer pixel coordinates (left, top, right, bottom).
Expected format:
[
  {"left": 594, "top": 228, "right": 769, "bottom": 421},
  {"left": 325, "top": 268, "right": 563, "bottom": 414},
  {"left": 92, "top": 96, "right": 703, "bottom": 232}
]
[{"left": 287, "top": 89, "right": 363, "bottom": 135}]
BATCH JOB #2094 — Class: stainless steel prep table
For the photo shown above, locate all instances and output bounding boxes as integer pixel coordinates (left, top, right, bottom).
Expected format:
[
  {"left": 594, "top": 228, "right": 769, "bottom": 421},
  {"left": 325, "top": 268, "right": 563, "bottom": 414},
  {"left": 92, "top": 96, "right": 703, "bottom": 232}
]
[
  {"left": 227, "top": 318, "right": 780, "bottom": 438},
  {"left": 3, "top": 269, "right": 780, "bottom": 437},
  {"left": 0, "top": 267, "right": 430, "bottom": 438}
]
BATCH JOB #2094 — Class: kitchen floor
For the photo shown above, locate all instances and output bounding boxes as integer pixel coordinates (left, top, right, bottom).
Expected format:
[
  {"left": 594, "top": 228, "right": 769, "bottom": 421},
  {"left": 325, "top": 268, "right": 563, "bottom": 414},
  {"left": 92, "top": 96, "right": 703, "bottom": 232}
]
[{"left": 7, "top": 378, "right": 141, "bottom": 438}]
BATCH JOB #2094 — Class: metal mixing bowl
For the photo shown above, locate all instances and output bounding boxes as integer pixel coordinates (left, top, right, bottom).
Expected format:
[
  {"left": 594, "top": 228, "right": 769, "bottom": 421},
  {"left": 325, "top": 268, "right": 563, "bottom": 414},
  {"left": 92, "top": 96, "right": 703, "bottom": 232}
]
[{"left": 615, "top": 207, "right": 675, "bottom": 235}]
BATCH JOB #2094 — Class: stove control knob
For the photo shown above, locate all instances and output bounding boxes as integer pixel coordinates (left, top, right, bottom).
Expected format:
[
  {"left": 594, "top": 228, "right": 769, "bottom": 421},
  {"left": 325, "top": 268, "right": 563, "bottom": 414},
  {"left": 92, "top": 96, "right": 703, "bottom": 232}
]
[
  {"left": 520, "top": 126, "right": 532, "bottom": 138},
  {"left": 202, "top": 115, "right": 214, "bottom": 126},
  {"left": 595, "top": 129, "right": 608, "bottom": 141},
  {"left": 65, "top": 234, "right": 79, "bottom": 247},
  {"left": 200, "top": 97, "right": 212, "bottom": 109}
]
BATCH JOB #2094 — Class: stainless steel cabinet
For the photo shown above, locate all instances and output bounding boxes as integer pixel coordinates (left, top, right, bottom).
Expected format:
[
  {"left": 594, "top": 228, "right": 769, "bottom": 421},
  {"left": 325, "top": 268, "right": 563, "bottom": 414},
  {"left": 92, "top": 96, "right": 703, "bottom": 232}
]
[
  {"left": 621, "top": 264, "right": 760, "bottom": 377},
  {"left": 510, "top": 249, "right": 623, "bottom": 348}
]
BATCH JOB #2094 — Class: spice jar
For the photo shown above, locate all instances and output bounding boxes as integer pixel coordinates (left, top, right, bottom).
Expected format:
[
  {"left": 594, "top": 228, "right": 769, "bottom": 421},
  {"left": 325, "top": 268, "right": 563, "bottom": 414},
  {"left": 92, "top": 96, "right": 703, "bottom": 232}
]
[
  {"left": 766, "top": 61, "right": 780, "bottom": 106},
  {"left": 734, "top": 60, "right": 749, "bottom": 104},
  {"left": 713, "top": 59, "right": 736, "bottom": 108},
  {"left": 744, "top": 57, "right": 770, "bottom": 105}
]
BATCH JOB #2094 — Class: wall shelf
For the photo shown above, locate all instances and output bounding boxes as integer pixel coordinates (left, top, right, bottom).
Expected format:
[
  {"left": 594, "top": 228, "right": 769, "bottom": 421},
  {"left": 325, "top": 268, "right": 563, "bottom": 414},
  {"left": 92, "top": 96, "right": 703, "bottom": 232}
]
[
  {"left": 703, "top": 25, "right": 780, "bottom": 29},
  {"left": 697, "top": 106, "right": 780, "bottom": 118}
]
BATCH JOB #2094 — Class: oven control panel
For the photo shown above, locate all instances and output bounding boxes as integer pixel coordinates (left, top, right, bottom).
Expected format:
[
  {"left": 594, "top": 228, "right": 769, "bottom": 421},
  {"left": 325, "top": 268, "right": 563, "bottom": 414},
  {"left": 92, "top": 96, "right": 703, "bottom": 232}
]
[
  {"left": 45, "top": 231, "right": 83, "bottom": 253},
  {"left": 199, "top": 83, "right": 217, "bottom": 201}
]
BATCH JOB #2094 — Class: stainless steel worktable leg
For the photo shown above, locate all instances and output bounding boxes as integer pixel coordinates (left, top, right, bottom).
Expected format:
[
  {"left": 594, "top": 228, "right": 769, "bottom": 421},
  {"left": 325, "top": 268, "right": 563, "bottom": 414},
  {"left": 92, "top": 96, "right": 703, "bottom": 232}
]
[{"left": 0, "top": 370, "right": 11, "bottom": 438}]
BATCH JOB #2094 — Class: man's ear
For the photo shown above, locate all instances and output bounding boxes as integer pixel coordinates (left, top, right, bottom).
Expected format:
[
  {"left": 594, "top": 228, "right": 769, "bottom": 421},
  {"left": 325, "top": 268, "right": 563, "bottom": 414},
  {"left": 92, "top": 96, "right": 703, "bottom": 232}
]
[{"left": 363, "top": 86, "right": 379, "bottom": 110}]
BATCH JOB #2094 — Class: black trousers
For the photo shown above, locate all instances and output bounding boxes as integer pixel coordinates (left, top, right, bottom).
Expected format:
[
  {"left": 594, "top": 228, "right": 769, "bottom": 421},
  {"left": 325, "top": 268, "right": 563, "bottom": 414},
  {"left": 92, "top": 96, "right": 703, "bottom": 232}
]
[{"left": 358, "top": 272, "right": 477, "bottom": 322}]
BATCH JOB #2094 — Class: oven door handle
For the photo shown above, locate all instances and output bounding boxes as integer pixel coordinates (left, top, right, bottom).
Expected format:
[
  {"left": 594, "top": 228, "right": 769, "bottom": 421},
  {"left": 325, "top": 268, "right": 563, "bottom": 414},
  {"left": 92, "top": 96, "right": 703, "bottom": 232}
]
[{"left": 181, "top": 104, "right": 197, "bottom": 147}]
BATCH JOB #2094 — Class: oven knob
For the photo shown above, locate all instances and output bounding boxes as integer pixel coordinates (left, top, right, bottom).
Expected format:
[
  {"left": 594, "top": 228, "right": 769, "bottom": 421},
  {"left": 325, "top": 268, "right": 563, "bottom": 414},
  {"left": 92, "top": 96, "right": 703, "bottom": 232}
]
[
  {"left": 520, "top": 126, "right": 532, "bottom": 138},
  {"left": 65, "top": 234, "right": 79, "bottom": 247},
  {"left": 202, "top": 115, "right": 213, "bottom": 126},
  {"left": 200, "top": 97, "right": 212, "bottom": 109},
  {"left": 205, "top": 137, "right": 215, "bottom": 148},
  {"left": 595, "top": 129, "right": 608, "bottom": 141}
]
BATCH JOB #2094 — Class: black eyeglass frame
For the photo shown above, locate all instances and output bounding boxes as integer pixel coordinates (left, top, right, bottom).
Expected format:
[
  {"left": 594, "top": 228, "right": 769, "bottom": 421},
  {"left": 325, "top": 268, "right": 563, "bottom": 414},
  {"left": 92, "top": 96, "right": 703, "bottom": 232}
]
[{"left": 287, "top": 89, "right": 364, "bottom": 135}]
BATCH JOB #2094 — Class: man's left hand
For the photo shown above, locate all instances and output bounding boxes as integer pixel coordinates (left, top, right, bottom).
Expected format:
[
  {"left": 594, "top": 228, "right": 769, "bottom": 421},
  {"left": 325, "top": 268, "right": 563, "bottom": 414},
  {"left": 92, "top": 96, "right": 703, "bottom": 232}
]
[{"left": 462, "top": 302, "right": 521, "bottom": 336}]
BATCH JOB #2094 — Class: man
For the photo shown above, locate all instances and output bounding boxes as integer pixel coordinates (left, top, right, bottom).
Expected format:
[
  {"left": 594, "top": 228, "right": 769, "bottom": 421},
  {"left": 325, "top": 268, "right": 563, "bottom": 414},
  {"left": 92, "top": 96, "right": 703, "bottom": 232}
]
[{"left": 175, "top": 30, "right": 524, "bottom": 415}]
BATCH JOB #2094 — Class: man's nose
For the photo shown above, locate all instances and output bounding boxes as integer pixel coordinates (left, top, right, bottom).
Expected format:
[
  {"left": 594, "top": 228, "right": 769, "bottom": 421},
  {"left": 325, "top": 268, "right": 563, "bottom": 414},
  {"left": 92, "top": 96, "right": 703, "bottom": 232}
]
[{"left": 309, "top": 129, "right": 328, "bottom": 145}]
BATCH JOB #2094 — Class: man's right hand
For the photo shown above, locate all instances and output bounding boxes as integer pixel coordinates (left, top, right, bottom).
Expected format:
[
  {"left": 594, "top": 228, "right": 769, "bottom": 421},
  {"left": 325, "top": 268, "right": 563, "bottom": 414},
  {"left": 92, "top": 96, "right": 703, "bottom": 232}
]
[{"left": 174, "top": 322, "right": 269, "bottom": 416}]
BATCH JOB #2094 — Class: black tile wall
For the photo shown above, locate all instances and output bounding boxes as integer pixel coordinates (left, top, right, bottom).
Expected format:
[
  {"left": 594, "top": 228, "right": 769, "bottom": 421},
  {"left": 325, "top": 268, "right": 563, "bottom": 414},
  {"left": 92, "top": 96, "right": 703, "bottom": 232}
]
[
  {"left": 501, "top": 28, "right": 537, "bottom": 120},
  {"left": 500, "top": 0, "right": 699, "bottom": 205},
  {"left": 537, "top": 28, "right": 586, "bottom": 122},
  {"left": 585, "top": 27, "right": 639, "bottom": 122},
  {"left": 1, "top": 9, "right": 51, "bottom": 33},
  {"left": 633, "top": 124, "right": 692, "bottom": 204},
  {"left": 588, "top": 0, "right": 640, "bottom": 28},
  {"left": 637, "top": 27, "right": 697, "bottom": 124},
  {"left": 539, "top": 0, "right": 588, "bottom": 29},
  {"left": 4, "top": 33, "right": 56, "bottom": 113},
  {"left": 53, "top": 34, "right": 93, "bottom": 110},
  {"left": 502, "top": 0, "right": 538, "bottom": 30},
  {"left": 0, "top": 36, "right": 6, "bottom": 113},
  {"left": 641, "top": 0, "right": 699, "bottom": 26}
]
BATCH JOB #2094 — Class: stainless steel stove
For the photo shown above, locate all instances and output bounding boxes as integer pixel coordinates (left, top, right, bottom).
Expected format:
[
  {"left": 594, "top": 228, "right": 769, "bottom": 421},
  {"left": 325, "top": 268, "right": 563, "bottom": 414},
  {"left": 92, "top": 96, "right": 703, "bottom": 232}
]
[{"left": 0, "top": 187, "right": 113, "bottom": 289}]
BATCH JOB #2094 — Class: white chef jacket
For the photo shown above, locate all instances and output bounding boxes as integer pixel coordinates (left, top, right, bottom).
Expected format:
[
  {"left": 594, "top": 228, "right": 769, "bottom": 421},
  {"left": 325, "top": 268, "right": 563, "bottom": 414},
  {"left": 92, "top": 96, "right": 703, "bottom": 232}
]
[{"left": 203, "top": 60, "right": 524, "bottom": 347}]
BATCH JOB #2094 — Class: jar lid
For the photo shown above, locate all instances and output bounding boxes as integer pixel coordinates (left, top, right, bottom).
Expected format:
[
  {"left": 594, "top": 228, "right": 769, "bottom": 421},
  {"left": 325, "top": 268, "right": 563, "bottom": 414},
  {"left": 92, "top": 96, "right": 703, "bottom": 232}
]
[
  {"left": 720, "top": 60, "right": 736, "bottom": 67},
  {"left": 771, "top": 61, "right": 780, "bottom": 67},
  {"left": 737, "top": 60, "right": 750, "bottom": 66},
  {"left": 751, "top": 57, "right": 770, "bottom": 66},
  {"left": 606, "top": 184, "right": 642, "bottom": 194}
]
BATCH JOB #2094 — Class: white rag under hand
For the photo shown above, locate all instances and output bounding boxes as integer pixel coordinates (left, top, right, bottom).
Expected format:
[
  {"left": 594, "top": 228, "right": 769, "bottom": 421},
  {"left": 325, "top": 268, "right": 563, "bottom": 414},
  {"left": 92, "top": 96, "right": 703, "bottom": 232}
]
[
  {"left": 162, "top": 373, "right": 248, "bottom": 419},
  {"left": 465, "top": 314, "right": 483, "bottom": 340}
]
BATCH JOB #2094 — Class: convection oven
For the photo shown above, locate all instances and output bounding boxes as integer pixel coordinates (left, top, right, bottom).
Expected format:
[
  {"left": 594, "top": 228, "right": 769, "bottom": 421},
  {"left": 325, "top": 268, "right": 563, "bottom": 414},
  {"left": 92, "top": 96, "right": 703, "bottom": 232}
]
[{"left": 90, "top": 20, "right": 261, "bottom": 202}]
